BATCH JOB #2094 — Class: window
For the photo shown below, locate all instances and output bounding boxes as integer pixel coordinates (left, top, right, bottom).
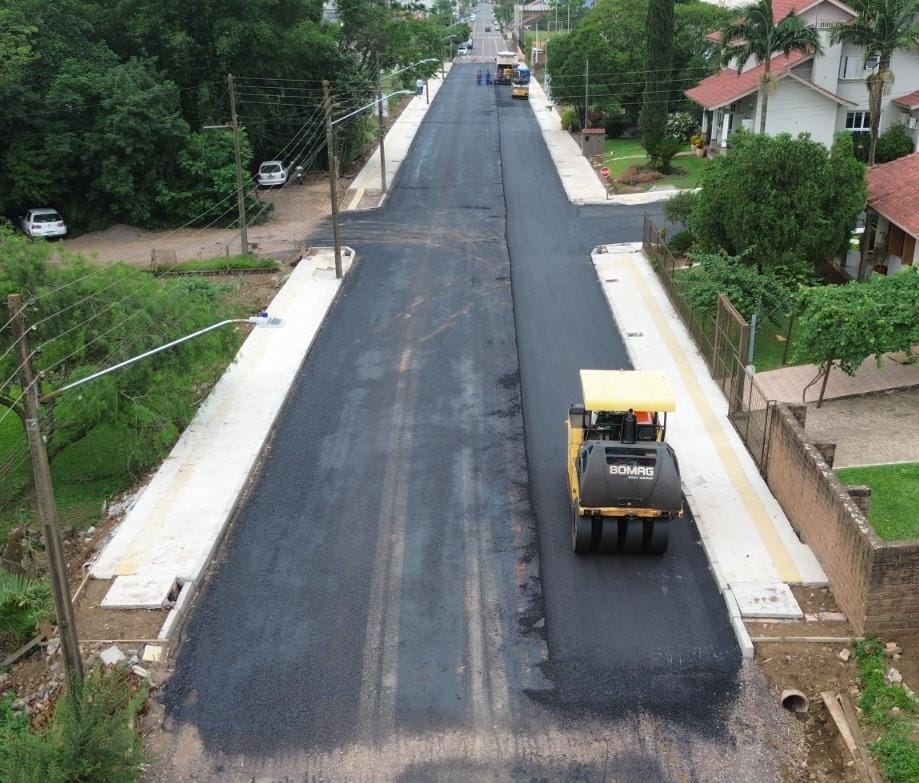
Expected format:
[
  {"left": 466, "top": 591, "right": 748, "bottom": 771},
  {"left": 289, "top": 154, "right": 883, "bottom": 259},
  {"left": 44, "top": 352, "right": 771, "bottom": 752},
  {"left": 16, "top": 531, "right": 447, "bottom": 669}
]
[
  {"left": 845, "top": 111, "right": 870, "bottom": 130},
  {"left": 839, "top": 54, "right": 878, "bottom": 80}
]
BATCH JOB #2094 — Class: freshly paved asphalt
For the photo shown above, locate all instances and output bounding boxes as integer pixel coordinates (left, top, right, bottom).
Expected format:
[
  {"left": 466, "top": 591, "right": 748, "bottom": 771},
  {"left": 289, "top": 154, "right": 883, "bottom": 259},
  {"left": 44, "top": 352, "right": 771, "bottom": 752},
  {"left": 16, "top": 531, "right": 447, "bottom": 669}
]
[{"left": 162, "top": 45, "right": 753, "bottom": 783}]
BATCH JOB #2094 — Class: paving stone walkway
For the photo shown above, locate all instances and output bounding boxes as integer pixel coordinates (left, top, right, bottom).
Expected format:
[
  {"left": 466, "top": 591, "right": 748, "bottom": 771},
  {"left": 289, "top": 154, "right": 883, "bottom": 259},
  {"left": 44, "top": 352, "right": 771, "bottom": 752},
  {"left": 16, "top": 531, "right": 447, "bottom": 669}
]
[
  {"left": 803, "top": 387, "right": 919, "bottom": 468},
  {"left": 755, "top": 354, "right": 919, "bottom": 405}
]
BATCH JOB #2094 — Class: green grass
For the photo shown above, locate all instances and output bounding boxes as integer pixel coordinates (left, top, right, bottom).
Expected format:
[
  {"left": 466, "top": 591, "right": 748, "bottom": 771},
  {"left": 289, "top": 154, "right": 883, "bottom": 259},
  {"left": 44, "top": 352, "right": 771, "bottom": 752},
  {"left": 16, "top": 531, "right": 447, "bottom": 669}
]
[
  {"left": 604, "top": 138, "right": 647, "bottom": 159},
  {"left": 853, "top": 638, "right": 919, "bottom": 783},
  {"left": 523, "top": 30, "right": 566, "bottom": 49},
  {"left": 156, "top": 254, "right": 278, "bottom": 275},
  {"left": 834, "top": 463, "right": 919, "bottom": 540},
  {"left": 751, "top": 315, "right": 799, "bottom": 372},
  {"left": 602, "top": 140, "right": 710, "bottom": 190},
  {"left": 0, "top": 415, "right": 133, "bottom": 543}
]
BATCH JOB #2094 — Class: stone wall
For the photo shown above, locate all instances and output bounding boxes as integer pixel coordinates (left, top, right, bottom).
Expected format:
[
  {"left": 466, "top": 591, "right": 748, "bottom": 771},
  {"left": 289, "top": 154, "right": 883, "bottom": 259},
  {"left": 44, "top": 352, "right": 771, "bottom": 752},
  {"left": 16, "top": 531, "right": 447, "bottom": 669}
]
[{"left": 765, "top": 403, "right": 919, "bottom": 634}]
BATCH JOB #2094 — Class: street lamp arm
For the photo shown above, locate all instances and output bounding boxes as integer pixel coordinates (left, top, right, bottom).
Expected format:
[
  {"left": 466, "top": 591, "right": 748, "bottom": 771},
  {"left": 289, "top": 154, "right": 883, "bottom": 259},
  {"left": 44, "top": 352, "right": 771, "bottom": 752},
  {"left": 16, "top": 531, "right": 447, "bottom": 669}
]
[
  {"left": 40, "top": 313, "right": 283, "bottom": 402},
  {"left": 332, "top": 90, "right": 413, "bottom": 127}
]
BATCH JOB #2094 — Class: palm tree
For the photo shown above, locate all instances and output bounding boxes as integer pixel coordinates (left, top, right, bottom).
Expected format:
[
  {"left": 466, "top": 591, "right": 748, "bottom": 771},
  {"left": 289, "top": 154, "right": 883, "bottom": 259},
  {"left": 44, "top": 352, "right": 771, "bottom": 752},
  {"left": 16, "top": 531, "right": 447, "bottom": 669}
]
[
  {"left": 830, "top": 0, "right": 919, "bottom": 166},
  {"left": 719, "top": 0, "right": 823, "bottom": 134},
  {"left": 832, "top": 0, "right": 919, "bottom": 280}
]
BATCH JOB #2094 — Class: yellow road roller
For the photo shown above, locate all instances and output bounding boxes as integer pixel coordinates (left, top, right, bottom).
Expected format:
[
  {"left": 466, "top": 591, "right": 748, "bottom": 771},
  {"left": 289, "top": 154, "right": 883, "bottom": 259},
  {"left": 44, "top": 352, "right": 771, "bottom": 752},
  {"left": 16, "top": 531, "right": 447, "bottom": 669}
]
[{"left": 567, "top": 370, "right": 683, "bottom": 555}]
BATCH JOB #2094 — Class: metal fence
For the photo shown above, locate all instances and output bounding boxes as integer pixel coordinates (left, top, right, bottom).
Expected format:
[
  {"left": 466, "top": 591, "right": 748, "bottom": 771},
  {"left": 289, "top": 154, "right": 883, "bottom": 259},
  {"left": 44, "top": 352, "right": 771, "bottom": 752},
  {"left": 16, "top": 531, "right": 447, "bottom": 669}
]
[{"left": 642, "top": 213, "right": 775, "bottom": 474}]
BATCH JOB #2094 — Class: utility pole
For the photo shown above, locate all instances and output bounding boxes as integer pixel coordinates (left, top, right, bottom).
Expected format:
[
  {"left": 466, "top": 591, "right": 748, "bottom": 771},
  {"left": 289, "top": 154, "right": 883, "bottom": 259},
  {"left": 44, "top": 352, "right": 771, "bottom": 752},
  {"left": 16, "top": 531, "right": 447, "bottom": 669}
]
[
  {"left": 8, "top": 294, "right": 83, "bottom": 685},
  {"left": 322, "top": 80, "right": 343, "bottom": 279},
  {"left": 377, "top": 61, "right": 388, "bottom": 194},
  {"left": 227, "top": 74, "right": 249, "bottom": 255}
]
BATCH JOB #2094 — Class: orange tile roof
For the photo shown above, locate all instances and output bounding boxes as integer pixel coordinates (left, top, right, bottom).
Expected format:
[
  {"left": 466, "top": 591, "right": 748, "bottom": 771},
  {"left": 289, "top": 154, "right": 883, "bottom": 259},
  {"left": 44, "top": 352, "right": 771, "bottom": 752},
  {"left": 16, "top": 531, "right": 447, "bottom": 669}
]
[
  {"left": 867, "top": 152, "right": 919, "bottom": 237},
  {"left": 893, "top": 90, "right": 919, "bottom": 109},
  {"left": 685, "top": 52, "right": 810, "bottom": 110}
]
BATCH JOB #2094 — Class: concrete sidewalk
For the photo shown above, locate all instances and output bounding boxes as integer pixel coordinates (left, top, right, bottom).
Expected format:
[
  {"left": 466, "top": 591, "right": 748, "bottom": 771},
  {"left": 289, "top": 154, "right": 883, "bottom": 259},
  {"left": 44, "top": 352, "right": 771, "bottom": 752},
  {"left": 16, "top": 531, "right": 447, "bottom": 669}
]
[
  {"left": 345, "top": 65, "right": 450, "bottom": 211},
  {"left": 593, "top": 245, "right": 827, "bottom": 642},
  {"left": 527, "top": 78, "right": 682, "bottom": 207},
  {"left": 754, "top": 353, "right": 919, "bottom": 405},
  {"left": 92, "top": 248, "right": 354, "bottom": 614}
]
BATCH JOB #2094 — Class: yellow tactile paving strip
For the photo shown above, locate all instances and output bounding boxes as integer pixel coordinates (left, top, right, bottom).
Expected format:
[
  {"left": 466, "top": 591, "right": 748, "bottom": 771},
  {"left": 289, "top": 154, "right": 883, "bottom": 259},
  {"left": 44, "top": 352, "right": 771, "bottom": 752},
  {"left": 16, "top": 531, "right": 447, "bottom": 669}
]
[{"left": 622, "top": 255, "right": 802, "bottom": 583}]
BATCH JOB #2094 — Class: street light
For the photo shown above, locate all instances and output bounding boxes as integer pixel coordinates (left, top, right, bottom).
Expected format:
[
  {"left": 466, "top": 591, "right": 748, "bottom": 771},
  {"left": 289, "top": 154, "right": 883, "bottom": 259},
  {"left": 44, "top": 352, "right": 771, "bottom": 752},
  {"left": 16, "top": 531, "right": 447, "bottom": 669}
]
[{"left": 42, "top": 313, "right": 284, "bottom": 402}]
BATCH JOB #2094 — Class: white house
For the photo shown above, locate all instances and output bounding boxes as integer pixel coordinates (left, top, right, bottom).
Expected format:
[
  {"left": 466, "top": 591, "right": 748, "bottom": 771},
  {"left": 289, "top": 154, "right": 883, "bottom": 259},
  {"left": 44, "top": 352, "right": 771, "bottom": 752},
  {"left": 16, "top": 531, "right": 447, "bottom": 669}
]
[{"left": 686, "top": 0, "right": 919, "bottom": 152}]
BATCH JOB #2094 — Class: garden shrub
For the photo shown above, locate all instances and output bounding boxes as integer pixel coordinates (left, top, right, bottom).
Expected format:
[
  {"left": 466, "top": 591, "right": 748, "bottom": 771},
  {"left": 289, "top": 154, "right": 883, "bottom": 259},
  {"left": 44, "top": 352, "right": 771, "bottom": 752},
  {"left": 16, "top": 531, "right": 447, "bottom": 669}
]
[
  {"left": 666, "top": 112, "right": 698, "bottom": 142},
  {"left": 663, "top": 190, "right": 699, "bottom": 226},
  {"left": 0, "top": 573, "right": 53, "bottom": 645},
  {"left": 875, "top": 124, "right": 914, "bottom": 164},
  {"left": 667, "top": 229, "right": 694, "bottom": 256},
  {"left": 561, "top": 108, "right": 581, "bottom": 132},
  {"left": 619, "top": 166, "right": 663, "bottom": 185}
]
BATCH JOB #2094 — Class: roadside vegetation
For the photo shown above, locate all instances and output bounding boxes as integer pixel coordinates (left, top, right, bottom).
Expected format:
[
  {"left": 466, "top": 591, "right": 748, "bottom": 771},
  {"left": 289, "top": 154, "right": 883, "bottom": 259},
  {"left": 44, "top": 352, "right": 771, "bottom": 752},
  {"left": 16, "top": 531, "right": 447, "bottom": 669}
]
[
  {"left": 0, "top": 666, "right": 147, "bottom": 783},
  {"left": 0, "top": 229, "right": 245, "bottom": 651},
  {"left": 853, "top": 638, "right": 919, "bottom": 783},
  {"left": 835, "top": 463, "right": 919, "bottom": 541},
  {"left": 154, "top": 254, "right": 281, "bottom": 276},
  {"left": 0, "top": 0, "right": 457, "bottom": 236}
]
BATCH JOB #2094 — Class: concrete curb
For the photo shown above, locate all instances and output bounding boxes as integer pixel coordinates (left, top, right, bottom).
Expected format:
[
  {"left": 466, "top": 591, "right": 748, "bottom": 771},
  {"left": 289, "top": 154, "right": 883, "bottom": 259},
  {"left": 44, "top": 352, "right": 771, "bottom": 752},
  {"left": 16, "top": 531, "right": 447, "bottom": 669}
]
[
  {"left": 157, "top": 581, "right": 195, "bottom": 643},
  {"left": 590, "top": 245, "right": 755, "bottom": 660}
]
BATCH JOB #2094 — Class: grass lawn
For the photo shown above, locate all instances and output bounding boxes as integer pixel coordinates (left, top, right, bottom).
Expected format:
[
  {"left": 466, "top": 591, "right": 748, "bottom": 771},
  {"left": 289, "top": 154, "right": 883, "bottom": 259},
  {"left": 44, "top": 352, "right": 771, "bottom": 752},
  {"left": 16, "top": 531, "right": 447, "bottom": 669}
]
[
  {"left": 524, "top": 30, "right": 566, "bottom": 49},
  {"left": 752, "top": 315, "right": 799, "bottom": 372},
  {"left": 834, "top": 462, "right": 919, "bottom": 541},
  {"left": 601, "top": 139, "right": 710, "bottom": 190}
]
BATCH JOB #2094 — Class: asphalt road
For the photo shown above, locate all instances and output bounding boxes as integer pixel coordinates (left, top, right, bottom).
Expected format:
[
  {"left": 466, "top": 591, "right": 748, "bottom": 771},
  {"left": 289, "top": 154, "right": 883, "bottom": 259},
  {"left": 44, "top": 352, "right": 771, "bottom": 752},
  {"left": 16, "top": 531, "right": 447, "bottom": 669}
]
[{"left": 157, "top": 24, "right": 789, "bottom": 783}]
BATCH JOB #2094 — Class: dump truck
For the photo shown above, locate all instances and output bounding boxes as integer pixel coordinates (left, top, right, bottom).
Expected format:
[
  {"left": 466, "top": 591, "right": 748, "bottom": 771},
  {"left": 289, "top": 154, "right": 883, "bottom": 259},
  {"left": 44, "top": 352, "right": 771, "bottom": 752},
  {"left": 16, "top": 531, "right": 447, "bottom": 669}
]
[
  {"left": 567, "top": 370, "right": 683, "bottom": 555},
  {"left": 494, "top": 51, "right": 518, "bottom": 85}
]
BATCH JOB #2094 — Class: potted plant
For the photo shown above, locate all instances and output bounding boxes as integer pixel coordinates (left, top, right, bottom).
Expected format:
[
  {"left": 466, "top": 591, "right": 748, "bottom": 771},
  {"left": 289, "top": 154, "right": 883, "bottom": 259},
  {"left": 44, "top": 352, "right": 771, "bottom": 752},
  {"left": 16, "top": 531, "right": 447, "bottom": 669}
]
[{"left": 690, "top": 134, "right": 706, "bottom": 157}]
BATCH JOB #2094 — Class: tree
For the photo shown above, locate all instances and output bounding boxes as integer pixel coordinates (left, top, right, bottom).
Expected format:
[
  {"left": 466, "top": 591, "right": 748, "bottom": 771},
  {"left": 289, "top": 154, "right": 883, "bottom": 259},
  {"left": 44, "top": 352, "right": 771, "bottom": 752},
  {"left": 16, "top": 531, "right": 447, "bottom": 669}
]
[
  {"left": 718, "top": 0, "right": 822, "bottom": 134},
  {"left": 794, "top": 265, "right": 919, "bottom": 377},
  {"left": 0, "top": 231, "right": 242, "bottom": 468},
  {"left": 875, "top": 123, "right": 915, "bottom": 163},
  {"left": 639, "top": 0, "right": 675, "bottom": 152},
  {"left": 680, "top": 251, "right": 793, "bottom": 322},
  {"left": 830, "top": 0, "right": 919, "bottom": 281},
  {"left": 830, "top": 0, "right": 919, "bottom": 166},
  {"left": 688, "top": 131, "right": 866, "bottom": 280}
]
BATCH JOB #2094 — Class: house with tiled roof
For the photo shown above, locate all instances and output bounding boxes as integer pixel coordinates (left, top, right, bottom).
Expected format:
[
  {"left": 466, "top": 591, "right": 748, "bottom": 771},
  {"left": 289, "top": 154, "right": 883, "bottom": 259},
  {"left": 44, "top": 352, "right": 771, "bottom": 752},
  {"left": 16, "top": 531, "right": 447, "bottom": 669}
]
[
  {"left": 866, "top": 152, "right": 919, "bottom": 274},
  {"left": 686, "top": 0, "right": 919, "bottom": 153}
]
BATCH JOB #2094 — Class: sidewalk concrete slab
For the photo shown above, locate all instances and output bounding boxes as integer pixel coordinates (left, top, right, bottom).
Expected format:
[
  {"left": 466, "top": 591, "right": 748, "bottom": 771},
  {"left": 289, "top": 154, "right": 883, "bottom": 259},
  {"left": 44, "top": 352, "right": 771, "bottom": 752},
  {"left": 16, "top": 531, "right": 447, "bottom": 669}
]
[
  {"left": 345, "top": 66, "right": 450, "bottom": 211},
  {"left": 754, "top": 354, "right": 919, "bottom": 405},
  {"left": 528, "top": 78, "right": 685, "bottom": 207},
  {"left": 592, "top": 244, "right": 826, "bottom": 620},
  {"left": 91, "top": 248, "right": 355, "bottom": 607},
  {"left": 731, "top": 582, "right": 803, "bottom": 619}
]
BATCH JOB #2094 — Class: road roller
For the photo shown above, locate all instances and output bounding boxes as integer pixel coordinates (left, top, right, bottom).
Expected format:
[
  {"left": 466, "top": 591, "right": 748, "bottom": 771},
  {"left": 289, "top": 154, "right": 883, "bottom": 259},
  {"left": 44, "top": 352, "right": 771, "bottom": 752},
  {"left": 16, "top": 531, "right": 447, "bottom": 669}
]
[{"left": 567, "top": 369, "right": 683, "bottom": 555}]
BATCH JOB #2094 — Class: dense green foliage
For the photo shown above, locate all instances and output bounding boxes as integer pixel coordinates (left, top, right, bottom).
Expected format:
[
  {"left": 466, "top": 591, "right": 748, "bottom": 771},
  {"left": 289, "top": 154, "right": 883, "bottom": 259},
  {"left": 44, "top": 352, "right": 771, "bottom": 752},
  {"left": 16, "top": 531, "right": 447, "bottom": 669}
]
[
  {"left": 852, "top": 638, "right": 919, "bottom": 783},
  {"left": 688, "top": 131, "right": 866, "bottom": 279},
  {"left": 0, "top": 666, "right": 147, "bottom": 783},
  {"left": 0, "top": 0, "right": 452, "bottom": 233},
  {"left": 794, "top": 266, "right": 919, "bottom": 374},
  {"left": 639, "top": 0, "right": 675, "bottom": 151},
  {"left": 875, "top": 123, "right": 915, "bottom": 163},
  {"left": 547, "top": 0, "right": 729, "bottom": 125},
  {"left": 679, "top": 251, "right": 792, "bottom": 322},
  {"left": 662, "top": 189, "right": 699, "bottom": 225},
  {"left": 0, "top": 572, "right": 53, "bottom": 644},
  {"left": 0, "top": 231, "right": 242, "bottom": 469}
]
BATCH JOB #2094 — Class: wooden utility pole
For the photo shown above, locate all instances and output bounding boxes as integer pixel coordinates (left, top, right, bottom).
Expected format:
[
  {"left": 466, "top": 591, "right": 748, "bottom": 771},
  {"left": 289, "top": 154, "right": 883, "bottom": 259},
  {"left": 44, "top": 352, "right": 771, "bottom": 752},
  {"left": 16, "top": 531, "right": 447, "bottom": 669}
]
[
  {"left": 8, "top": 294, "right": 83, "bottom": 684},
  {"left": 377, "top": 62, "right": 388, "bottom": 194},
  {"left": 227, "top": 74, "right": 249, "bottom": 255},
  {"left": 322, "top": 80, "right": 343, "bottom": 279}
]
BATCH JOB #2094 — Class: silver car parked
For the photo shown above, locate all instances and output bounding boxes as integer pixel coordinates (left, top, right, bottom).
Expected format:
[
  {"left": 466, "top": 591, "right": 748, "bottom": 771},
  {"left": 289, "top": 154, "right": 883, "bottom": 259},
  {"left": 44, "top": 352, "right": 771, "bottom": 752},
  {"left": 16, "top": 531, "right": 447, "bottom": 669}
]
[
  {"left": 258, "top": 160, "right": 289, "bottom": 187},
  {"left": 20, "top": 208, "right": 67, "bottom": 239}
]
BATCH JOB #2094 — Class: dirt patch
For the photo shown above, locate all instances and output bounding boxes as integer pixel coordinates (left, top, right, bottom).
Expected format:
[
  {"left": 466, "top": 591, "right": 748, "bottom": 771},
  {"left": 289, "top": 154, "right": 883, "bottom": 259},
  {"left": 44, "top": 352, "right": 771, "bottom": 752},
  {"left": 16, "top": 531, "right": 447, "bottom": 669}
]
[
  {"left": 59, "top": 180, "right": 337, "bottom": 268},
  {"left": 750, "top": 585, "right": 919, "bottom": 782},
  {"left": 74, "top": 579, "right": 167, "bottom": 643}
]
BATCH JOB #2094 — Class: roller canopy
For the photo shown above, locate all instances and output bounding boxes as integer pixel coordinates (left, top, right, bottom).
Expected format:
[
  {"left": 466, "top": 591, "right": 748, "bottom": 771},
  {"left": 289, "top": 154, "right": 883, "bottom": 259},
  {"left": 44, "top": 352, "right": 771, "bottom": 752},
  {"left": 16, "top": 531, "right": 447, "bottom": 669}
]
[{"left": 579, "top": 370, "right": 676, "bottom": 413}]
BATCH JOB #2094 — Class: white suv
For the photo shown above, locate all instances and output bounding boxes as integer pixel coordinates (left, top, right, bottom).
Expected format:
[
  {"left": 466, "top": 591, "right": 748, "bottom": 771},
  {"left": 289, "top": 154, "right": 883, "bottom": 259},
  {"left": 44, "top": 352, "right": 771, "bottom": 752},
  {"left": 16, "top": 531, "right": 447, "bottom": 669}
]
[
  {"left": 258, "top": 160, "right": 288, "bottom": 187},
  {"left": 20, "top": 208, "right": 67, "bottom": 239}
]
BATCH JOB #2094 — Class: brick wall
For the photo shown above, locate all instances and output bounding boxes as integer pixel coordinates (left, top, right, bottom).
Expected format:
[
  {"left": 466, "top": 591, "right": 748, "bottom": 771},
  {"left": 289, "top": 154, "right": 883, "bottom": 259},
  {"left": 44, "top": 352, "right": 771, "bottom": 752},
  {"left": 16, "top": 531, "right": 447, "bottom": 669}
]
[{"left": 765, "top": 404, "right": 919, "bottom": 635}]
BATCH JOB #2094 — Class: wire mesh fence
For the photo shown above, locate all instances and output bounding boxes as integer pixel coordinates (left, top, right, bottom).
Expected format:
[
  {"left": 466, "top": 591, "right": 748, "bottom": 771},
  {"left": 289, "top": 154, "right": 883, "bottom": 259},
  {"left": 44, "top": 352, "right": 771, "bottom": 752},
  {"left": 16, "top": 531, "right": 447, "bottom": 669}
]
[{"left": 642, "top": 213, "right": 775, "bottom": 475}]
